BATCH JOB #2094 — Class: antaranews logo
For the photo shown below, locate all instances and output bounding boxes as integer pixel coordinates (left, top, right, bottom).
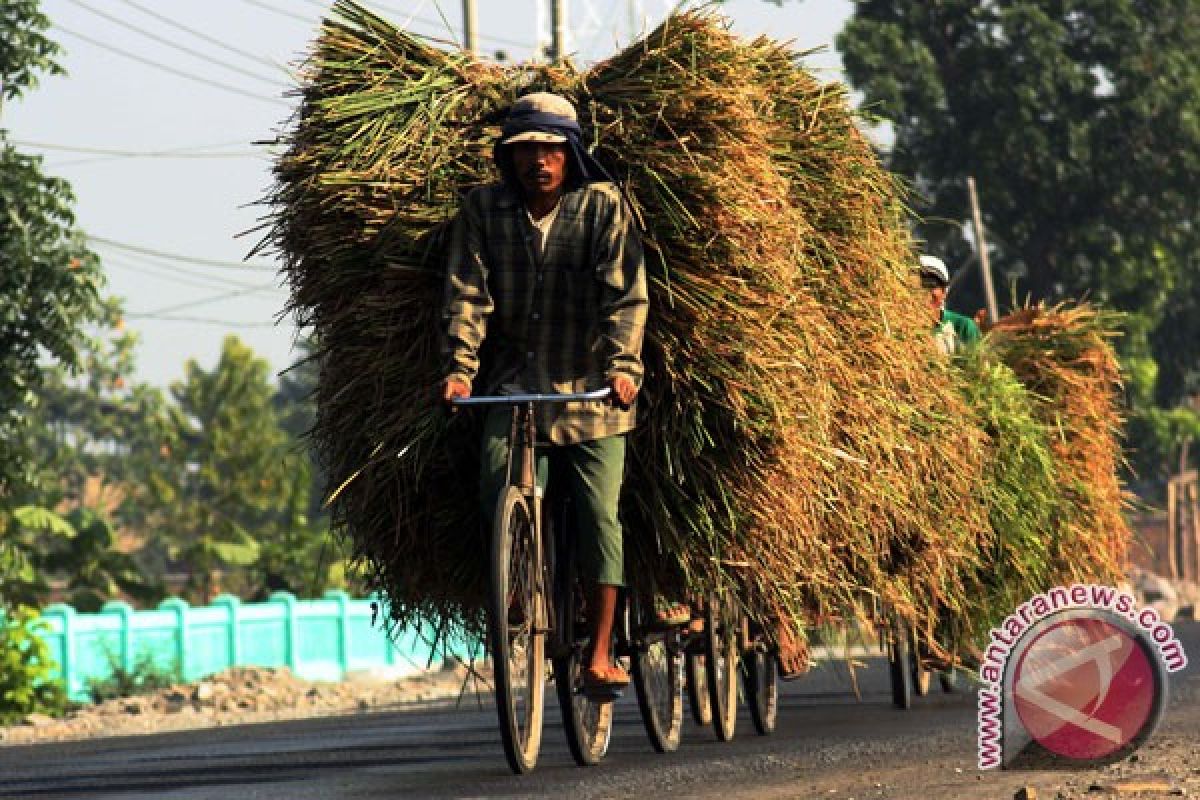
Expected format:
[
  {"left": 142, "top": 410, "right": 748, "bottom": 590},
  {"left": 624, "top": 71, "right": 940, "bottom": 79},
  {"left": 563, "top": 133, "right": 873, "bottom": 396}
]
[{"left": 977, "top": 584, "right": 1188, "bottom": 769}]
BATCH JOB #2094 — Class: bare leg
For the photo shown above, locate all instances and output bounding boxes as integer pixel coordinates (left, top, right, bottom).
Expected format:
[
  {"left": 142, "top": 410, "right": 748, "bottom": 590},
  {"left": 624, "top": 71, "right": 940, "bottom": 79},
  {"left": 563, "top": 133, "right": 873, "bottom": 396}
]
[{"left": 588, "top": 583, "right": 620, "bottom": 670}]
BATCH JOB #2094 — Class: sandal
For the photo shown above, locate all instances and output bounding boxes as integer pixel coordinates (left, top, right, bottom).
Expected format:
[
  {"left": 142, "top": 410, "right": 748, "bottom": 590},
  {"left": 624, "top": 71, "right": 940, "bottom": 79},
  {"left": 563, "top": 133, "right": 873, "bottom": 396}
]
[
  {"left": 583, "top": 663, "right": 630, "bottom": 694},
  {"left": 652, "top": 597, "right": 692, "bottom": 629}
]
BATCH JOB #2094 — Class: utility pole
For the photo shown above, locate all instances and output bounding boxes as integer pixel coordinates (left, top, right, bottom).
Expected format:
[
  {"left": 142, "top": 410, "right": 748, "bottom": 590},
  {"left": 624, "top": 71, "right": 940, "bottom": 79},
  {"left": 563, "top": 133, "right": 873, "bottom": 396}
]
[
  {"left": 550, "top": 0, "right": 568, "bottom": 62},
  {"left": 462, "top": 0, "right": 478, "bottom": 56},
  {"left": 966, "top": 176, "right": 1000, "bottom": 325}
]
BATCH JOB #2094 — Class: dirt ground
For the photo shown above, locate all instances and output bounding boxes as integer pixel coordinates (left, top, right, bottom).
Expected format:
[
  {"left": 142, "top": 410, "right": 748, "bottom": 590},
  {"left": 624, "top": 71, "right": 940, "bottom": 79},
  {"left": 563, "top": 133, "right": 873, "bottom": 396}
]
[{"left": 0, "top": 660, "right": 492, "bottom": 746}]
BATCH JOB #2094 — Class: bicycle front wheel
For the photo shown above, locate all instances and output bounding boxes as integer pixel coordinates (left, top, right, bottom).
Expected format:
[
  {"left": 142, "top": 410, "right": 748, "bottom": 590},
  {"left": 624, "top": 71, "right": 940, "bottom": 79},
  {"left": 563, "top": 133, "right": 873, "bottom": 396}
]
[
  {"left": 489, "top": 486, "right": 546, "bottom": 774},
  {"left": 630, "top": 596, "right": 684, "bottom": 753}
]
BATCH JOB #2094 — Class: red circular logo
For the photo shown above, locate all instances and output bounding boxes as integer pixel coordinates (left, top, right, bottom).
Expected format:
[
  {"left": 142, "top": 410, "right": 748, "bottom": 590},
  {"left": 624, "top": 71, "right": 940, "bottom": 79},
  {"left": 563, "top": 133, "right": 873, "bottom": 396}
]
[{"left": 1012, "top": 616, "right": 1157, "bottom": 761}]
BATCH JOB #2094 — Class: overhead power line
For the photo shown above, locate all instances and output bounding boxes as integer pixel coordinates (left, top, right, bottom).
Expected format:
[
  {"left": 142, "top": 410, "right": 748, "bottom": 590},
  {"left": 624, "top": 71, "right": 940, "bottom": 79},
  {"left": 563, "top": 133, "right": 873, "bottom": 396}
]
[
  {"left": 86, "top": 234, "right": 278, "bottom": 272},
  {"left": 123, "top": 312, "right": 284, "bottom": 328},
  {"left": 242, "top": 0, "right": 313, "bottom": 26},
  {"left": 13, "top": 139, "right": 262, "bottom": 159},
  {"left": 131, "top": 283, "right": 281, "bottom": 317},
  {"left": 116, "top": 0, "right": 284, "bottom": 72},
  {"left": 64, "top": 0, "right": 285, "bottom": 88},
  {"left": 53, "top": 23, "right": 290, "bottom": 108},
  {"left": 103, "top": 253, "right": 283, "bottom": 292},
  {"left": 284, "top": 0, "right": 532, "bottom": 51}
]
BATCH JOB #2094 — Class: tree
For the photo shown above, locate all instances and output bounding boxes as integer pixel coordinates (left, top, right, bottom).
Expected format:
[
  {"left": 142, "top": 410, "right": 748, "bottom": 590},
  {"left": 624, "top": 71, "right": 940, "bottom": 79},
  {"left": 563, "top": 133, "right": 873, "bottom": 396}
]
[
  {"left": 149, "top": 336, "right": 342, "bottom": 601},
  {"left": 838, "top": 1, "right": 1199, "bottom": 312},
  {"left": 148, "top": 337, "right": 285, "bottom": 600},
  {"left": 1, "top": 2, "right": 105, "bottom": 588},
  {"left": 261, "top": 334, "right": 348, "bottom": 596},
  {"left": 273, "top": 335, "right": 328, "bottom": 522},
  {"left": 1, "top": 4, "right": 105, "bottom": 497},
  {"left": 27, "top": 301, "right": 170, "bottom": 526},
  {"left": 837, "top": 0, "right": 1200, "bottom": 485},
  {"left": 41, "top": 507, "right": 161, "bottom": 612}
]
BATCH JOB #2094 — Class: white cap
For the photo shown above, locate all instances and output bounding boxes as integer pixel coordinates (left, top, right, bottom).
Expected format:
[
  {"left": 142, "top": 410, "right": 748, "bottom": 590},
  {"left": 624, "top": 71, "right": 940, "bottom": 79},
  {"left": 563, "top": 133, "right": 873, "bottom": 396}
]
[{"left": 918, "top": 255, "right": 950, "bottom": 287}]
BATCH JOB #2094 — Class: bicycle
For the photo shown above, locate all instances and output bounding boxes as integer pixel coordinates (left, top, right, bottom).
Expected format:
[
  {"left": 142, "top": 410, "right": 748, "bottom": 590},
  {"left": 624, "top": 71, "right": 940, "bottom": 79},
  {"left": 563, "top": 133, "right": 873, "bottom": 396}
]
[
  {"left": 740, "top": 616, "right": 779, "bottom": 736},
  {"left": 455, "top": 388, "right": 681, "bottom": 771}
]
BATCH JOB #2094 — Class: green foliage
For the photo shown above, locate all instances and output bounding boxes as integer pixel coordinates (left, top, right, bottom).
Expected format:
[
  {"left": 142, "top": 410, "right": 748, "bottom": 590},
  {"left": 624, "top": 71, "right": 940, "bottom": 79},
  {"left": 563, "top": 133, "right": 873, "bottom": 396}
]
[
  {"left": 86, "top": 648, "right": 180, "bottom": 704},
  {"left": 1126, "top": 405, "right": 1200, "bottom": 495},
  {"left": 0, "top": 606, "right": 67, "bottom": 724},
  {"left": 0, "top": 0, "right": 64, "bottom": 103},
  {"left": 0, "top": 506, "right": 75, "bottom": 607},
  {"left": 839, "top": 0, "right": 1200, "bottom": 311},
  {"left": 838, "top": 0, "right": 1200, "bottom": 493},
  {"left": 0, "top": 148, "right": 107, "bottom": 499},
  {"left": 44, "top": 508, "right": 163, "bottom": 611},
  {"left": 2, "top": 5, "right": 106, "bottom": 601},
  {"left": 273, "top": 336, "right": 329, "bottom": 524},
  {"left": 150, "top": 335, "right": 339, "bottom": 600}
]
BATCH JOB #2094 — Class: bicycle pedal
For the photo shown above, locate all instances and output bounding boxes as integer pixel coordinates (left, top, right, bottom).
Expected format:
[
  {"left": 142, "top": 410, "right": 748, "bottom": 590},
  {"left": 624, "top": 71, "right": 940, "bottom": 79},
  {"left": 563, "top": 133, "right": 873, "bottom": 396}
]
[{"left": 579, "top": 686, "right": 623, "bottom": 702}]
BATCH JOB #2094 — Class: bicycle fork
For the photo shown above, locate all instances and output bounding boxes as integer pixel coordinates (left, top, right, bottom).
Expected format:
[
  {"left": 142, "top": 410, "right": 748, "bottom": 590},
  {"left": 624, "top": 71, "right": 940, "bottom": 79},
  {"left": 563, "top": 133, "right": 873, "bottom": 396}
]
[{"left": 509, "top": 402, "right": 550, "bottom": 636}]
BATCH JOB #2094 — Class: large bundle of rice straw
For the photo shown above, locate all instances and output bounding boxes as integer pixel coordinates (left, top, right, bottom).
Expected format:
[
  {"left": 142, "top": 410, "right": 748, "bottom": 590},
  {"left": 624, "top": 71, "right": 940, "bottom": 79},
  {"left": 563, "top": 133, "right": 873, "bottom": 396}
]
[
  {"left": 259, "top": 2, "right": 1127, "bottom": 658},
  {"left": 941, "top": 304, "right": 1130, "bottom": 654}
]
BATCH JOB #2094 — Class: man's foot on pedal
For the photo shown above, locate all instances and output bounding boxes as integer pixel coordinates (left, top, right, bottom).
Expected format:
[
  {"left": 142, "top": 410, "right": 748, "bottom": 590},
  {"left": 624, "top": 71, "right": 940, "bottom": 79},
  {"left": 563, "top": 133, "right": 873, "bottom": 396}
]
[{"left": 583, "top": 663, "right": 630, "bottom": 698}]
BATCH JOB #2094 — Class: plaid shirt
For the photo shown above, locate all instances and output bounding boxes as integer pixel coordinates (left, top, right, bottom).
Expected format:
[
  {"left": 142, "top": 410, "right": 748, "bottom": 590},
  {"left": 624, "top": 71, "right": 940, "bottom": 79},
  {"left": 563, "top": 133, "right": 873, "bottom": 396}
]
[{"left": 441, "top": 181, "right": 648, "bottom": 445}]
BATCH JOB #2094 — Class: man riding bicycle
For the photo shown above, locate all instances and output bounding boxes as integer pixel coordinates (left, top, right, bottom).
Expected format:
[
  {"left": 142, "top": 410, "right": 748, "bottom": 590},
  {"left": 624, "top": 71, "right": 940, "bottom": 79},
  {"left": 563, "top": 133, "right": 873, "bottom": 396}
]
[{"left": 439, "top": 92, "right": 649, "bottom": 693}]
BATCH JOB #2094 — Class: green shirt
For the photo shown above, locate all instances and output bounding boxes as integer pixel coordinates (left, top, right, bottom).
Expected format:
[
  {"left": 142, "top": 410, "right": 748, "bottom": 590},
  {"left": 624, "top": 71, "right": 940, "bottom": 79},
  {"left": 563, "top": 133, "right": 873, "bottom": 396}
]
[
  {"left": 934, "top": 308, "right": 981, "bottom": 354},
  {"left": 441, "top": 181, "right": 649, "bottom": 445}
]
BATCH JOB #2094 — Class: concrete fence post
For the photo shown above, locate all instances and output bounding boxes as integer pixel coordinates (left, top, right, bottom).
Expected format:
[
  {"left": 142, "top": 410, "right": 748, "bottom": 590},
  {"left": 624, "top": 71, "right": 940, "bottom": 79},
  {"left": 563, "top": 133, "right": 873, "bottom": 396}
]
[
  {"left": 101, "top": 601, "right": 135, "bottom": 675},
  {"left": 324, "top": 589, "right": 352, "bottom": 677},
  {"left": 40, "top": 603, "right": 77, "bottom": 698},
  {"left": 268, "top": 591, "right": 298, "bottom": 672},
  {"left": 211, "top": 595, "right": 242, "bottom": 670},
  {"left": 158, "top": 597, "right": 190, "bottom": 680}
]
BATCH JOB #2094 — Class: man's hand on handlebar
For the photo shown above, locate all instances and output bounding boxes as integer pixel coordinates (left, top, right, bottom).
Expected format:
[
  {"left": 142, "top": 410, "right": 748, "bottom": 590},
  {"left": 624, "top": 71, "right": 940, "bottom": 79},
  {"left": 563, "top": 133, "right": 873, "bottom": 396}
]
[
  {"left": 441, "top": 378, "right": 471, "bottom": 408},
  {"left": 609, "top": 374, "right": 638, "bottom": 410}
]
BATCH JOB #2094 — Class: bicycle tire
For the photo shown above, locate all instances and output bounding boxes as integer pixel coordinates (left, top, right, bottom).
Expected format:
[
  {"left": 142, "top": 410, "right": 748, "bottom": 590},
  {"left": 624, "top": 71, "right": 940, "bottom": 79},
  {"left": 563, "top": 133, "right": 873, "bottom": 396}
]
[
  {"left": 488, "top": 486, "right": 546, "bottom": 774},
  {"left": 910, "top": 629, "right": 931, "bottom": 697},
  {"left": 704, "top": 595, "right": 739, "bottom": 742},
  {"left": 743, "top": 648, "right": 778, "bottom": 735},
  {"left": 685, "top": 651, "right": 712, "bottom": 726},
  {"left": 888, "top": 616, "right": 913, "bottom": 711},
  {"left": 630, "top": 596, "right": 684, "bottom": 753},
  {"left": 552, "top": 522, "right": 613, "bottom": 767}
]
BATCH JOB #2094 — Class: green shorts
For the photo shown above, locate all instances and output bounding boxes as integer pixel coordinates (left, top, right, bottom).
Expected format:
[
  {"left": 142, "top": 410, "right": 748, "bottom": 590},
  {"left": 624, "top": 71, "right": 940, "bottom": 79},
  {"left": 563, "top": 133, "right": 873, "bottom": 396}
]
[{"left": 479, "top": 408, "right": 626, "bottom": 586}]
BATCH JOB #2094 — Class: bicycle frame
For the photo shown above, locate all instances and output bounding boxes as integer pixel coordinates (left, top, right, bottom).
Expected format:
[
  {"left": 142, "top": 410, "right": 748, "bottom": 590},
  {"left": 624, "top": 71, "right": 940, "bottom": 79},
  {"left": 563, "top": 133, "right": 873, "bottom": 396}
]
[
  {"left": 454, "top": 387, "right": 615, "bottom": 771},
  {"left": 454, "top": 387, "right": 613, "bottom": 647}
]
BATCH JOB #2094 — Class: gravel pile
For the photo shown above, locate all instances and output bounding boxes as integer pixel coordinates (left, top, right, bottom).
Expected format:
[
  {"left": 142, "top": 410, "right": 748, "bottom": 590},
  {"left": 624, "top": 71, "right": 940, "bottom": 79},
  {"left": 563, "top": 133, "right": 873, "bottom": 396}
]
[{"left": 0, "top": 661, "right": 492, "bottom": 746}]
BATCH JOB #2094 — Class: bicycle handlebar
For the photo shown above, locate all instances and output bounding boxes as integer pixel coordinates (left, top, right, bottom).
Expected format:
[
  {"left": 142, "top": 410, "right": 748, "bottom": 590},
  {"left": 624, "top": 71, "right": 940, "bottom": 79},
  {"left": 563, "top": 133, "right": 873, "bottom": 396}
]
[{"left": 451, "top": 387, "right": 613, "bottom": 407}]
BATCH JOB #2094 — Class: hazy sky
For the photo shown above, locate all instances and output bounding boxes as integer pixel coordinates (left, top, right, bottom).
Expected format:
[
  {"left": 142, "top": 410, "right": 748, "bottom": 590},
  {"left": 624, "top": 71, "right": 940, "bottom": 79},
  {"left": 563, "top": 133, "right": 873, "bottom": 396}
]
[{"left": 8, "top": 0, "right": 852, "bottom": 387}]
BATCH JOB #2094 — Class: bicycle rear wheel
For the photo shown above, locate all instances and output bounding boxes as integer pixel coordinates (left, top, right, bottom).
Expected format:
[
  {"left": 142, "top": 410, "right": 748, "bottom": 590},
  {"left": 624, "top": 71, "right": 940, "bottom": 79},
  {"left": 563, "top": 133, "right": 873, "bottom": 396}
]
[
  {"left": 489, "top": 486, "right": 546, "bottom": 774},
  {"left": 910, "top": 629, "right": 931, "bottom": 697},
  {"left": 704, "top": 595, "right": 739, "bottom": 742},
  {"left": 630, "top": 595, "right": 684, "bottom": 753},
  {"left": 552, "top": 529, "right": 613, "bottom": 766},
  {"left": 743, "top": 647, "right": 778, "bottom": 736},
  {"left": 887, "top": 615, "right": 913, "bottom": 711},
  {"left": 685, "top": 651, "right": 712, "bottom": 726}
]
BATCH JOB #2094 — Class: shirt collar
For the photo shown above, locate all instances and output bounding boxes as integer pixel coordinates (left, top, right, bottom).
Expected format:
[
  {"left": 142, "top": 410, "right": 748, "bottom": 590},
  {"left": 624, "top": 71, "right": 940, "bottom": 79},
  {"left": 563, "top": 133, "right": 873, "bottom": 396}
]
[{"left": 494, "top": 182, "right": 581, "bottom": 211}]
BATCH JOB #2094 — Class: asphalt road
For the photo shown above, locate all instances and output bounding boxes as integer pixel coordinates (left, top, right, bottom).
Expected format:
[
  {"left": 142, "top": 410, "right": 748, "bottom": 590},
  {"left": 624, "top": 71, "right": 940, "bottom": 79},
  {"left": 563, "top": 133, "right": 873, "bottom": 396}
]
[{"left": 1, "top": 624, "right": 1195, "bottom": 800}]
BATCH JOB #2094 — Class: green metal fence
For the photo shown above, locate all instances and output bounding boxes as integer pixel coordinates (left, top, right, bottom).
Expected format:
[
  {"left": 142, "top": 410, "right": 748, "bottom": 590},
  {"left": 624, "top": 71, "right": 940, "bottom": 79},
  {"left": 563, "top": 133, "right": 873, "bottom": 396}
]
[{"left": 37, "top": 591, "right": 481, "bottom": 702}]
